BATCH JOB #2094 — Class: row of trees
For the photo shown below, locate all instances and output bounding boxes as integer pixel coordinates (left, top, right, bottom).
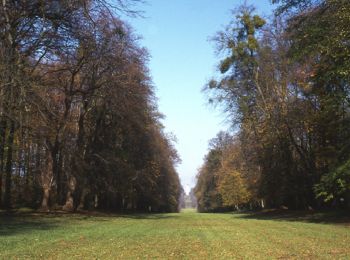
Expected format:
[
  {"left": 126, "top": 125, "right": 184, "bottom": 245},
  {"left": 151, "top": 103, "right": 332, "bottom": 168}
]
[
  {"left": 195, "top": 0, "right": 350, "bottom": 211},
  {"left": 195, "top": 133, "right": 253, "bottom": 212},
  {"left": 179, "top": 188, "right": 197, "bottom": 209},
  {"left": 0, "top": 0, "right": 182, "bottom": 212}
]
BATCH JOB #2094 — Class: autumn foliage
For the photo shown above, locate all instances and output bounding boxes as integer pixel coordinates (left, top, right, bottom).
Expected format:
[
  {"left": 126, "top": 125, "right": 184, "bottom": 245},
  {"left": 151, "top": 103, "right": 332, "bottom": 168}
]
[
  {"left": 0, "top": 0, "right": 182, "bottom": 212},
  {"left": 196, "top": 1, "right": 350, "bottom": 211}
]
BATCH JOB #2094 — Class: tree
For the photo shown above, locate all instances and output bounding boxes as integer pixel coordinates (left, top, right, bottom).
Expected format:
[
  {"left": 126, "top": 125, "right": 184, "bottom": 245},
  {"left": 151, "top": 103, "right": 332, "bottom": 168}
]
[
  {"left": 195, "top": 132, "right": 253, "bottom": 212},
  {"left": 0, "top": 0, "right": 182, "bottom": 213},
  {"left": 201, "top": 1, "right": 350, "bottom": 210},
  {"left": 218, "top": 170, "right": 250, "bottom": 208}
]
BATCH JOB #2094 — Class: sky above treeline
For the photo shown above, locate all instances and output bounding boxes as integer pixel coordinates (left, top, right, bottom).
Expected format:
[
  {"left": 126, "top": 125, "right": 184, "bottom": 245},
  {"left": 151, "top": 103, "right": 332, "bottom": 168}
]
[{"left": 124, "top": 0, "right": 274, "bottom": 194}]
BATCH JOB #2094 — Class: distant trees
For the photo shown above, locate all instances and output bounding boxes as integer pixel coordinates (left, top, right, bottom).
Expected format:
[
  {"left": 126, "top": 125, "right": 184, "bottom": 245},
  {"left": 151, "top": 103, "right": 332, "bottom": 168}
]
[
  {"left": 196, "top": 1, "right": 350, "bottom": 211},
  {"left": 188, "top": 188, "right": 197, "bottom": 208},
  {"left": 0, "top": 0, "right": 182, "bottom": 212},
  {"left": 195, "top": 132, "right": 258, "bottom": 212}
]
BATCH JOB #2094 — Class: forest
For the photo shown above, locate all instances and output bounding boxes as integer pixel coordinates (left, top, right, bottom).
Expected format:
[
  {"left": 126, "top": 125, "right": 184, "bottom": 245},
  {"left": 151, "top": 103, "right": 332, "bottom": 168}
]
[
  {"left": 0, "top": 0, "right": 182, "bottom": 213},
  {"left": 195, "top": 0, "right": 350, "bottom": 212}
]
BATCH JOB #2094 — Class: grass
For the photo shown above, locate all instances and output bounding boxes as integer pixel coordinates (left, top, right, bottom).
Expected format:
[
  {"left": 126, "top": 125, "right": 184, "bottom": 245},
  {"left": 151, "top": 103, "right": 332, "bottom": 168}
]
[{"left": 0, "top": 209, "right": 349, "bottom": 259}]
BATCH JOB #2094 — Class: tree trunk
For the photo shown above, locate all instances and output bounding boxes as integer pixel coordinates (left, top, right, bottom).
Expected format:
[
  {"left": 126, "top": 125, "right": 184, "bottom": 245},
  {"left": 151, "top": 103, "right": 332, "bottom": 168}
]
[
  {"left": 94, "top": 194, "right": 98, "bottom": 208},
  {"left": 77, "top": 188, "right": 88, "bottom": 210},
  {"left": 56, "top": 150, "right": 64, "bottom": 204},
  {"left": 40, "top": 150, "right": 53, "bottom": 211},
  {"left": 71, "top": 105, "right": 88, "bottom": 211},
  {"left": 261, "top": 199, "right": 265, "bottom": 209},
  {"left": 62, "top": 175, "right": 76, "bottom": 211},
  {"left": 0, "top": 119, "right": 7, "bottom": 207},
  {"left": 41, "top": 187, "right": 50, "bottom": 211},
  {"left": 4, "top": 120, "right": 15, "bottom": 209}
]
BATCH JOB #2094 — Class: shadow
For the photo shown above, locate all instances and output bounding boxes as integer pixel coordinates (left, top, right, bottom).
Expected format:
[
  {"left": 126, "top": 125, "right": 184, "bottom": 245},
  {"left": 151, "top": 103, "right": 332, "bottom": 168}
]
[
  {"left": 0, "top": 209, "right": 180, "bottom": 238},
  {"left": 117, "top": 213, "right": 179, "bottom": 220},
  {"left": 62, "top": 209, "right": 181, "bottom": 220},
  {"left": 0, "top": 213, "right": 61, "bottom": 236},
  {"left": 72, "top": 211, "right": 180, "bottom": 220},
  {"left": 236, "top": 209, "right": 350, "bottom": 225},
  {"left": 0, "top": 210, "right": 179, "bottom": 234}
]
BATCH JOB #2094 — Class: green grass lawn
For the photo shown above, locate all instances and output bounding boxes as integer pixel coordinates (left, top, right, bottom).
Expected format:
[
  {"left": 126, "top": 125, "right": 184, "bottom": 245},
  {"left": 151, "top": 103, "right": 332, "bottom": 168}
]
[{"left": 1, "top": 209, "right": 349, "bottom": 259}]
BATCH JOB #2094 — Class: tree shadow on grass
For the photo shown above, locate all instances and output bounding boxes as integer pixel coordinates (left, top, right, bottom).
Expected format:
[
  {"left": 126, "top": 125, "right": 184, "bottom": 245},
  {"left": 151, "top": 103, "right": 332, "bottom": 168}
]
[
  {"left": 235, "top": 209, "right": 350, "bottom": 225},
  {"left": 117, "top": 214, "right": 179, "bottom": 220},
  {"left": 0, "top": 210, "right": 179, "bottom": 235},
  {"left": 60, "top": 209, "right": 181, "bottom": 220},
  {"left": 72, "top": 210, "right": 180, "bottom": 220},
  {"left": 0, "top": 214, "right": 61, "bottom": 237}
]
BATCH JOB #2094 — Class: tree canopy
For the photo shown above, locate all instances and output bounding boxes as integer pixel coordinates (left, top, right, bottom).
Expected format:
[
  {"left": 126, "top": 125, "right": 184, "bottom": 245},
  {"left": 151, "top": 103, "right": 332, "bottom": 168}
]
[
  {"left": 0, "top": 0, "right": 182, "bottom": 212},
  {"left": 196, "top": 1, "right": 350, "bottom": 212}
]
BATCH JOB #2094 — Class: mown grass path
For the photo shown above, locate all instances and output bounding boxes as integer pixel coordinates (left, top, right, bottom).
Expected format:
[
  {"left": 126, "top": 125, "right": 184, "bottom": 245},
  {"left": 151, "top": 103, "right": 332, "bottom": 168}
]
[{"left": 1, "top": 209, "right": 349, "bottom": 259}]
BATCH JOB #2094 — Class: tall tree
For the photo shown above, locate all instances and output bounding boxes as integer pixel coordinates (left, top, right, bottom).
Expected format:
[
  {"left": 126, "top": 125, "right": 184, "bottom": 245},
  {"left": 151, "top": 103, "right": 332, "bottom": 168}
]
[{"left": 0, "top": 0, "right": 182, "bottom": 212}]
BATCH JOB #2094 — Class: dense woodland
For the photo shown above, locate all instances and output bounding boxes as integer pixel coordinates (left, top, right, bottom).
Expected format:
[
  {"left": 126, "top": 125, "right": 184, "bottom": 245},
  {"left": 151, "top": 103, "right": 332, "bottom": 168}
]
[
  {"left": 0, "top": 0, "right": 182, "bottom": 212},
  {"left": 195, "top": 0, "right": 350, "bottom": 212}
]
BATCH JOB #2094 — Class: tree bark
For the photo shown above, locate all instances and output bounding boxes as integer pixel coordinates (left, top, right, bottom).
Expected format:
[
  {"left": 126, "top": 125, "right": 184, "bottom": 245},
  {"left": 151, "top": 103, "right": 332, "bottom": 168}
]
[
  {"left": 77, "top": 188, "right": 88, "bottom": 210},
  {"left": 0, "top": 119, "right": 7, "bottom": 207},
  {"left": 40, "top": 150, "right": 53, "bottom": 211},
  {"left": 55, "top": 150, "right": 64, "bottom": 204},
  {"left": 41, "top": 187, "right": 50, "bottom": 211},
  {"left": 62, "top": 175, "right": 76, "bottom": 211},
  {"left": 4, "top": 120, "right": 15, "bottom": 209},
  {"left": 94, "top": 194, "right": 98, "bottom": 208},
  {"left": 261, "top": 199, "right": 265, "bottom": 209}
]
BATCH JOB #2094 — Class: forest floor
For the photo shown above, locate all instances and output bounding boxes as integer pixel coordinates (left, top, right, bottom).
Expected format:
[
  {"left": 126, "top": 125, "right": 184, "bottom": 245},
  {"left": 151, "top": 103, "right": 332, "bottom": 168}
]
[{"left": 0, "top": 208, "right": 349, "bottom": 259}]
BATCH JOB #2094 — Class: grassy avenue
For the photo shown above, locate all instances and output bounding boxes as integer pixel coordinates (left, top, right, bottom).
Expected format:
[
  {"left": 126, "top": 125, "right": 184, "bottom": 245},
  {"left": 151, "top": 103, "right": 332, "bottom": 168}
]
[{"left": 1, "top": 209, "right": 349, "bottom": 259}]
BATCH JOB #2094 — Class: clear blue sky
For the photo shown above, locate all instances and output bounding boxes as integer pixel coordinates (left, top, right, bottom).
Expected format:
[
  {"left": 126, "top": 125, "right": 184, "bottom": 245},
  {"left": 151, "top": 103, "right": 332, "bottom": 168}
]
[{"left": 124, "top": 0, "right": 274, "bottom": 193}]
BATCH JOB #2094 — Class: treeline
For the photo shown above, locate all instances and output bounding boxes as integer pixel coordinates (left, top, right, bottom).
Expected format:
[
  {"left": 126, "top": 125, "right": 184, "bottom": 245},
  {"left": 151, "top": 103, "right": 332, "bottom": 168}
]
[
  {"left": 0, "top": 0, "right": 182, "bottom": 212},
  {"left": 179, "top": 188, "right": 197, "bottom": 209},
  {"left": 195, "top": 0, "right": 350, "bottom": 212}
]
